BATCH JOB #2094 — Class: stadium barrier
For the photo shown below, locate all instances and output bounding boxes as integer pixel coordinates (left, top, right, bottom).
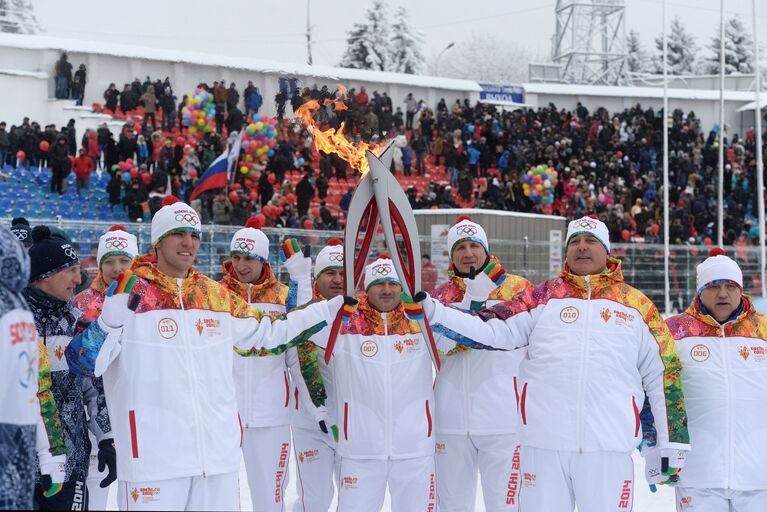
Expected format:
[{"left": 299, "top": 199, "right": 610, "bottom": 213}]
[{"left": 6, "top": 218, "right": 764, "bottom": 314}]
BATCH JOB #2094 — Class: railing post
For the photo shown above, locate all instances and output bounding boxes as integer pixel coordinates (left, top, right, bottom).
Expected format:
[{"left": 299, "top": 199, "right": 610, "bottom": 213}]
[{"left": 523, "top": 236, "right": 529, "bottom": 274}]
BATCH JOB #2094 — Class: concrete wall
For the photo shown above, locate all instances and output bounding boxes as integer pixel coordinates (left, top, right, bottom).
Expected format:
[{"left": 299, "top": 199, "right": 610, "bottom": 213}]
[
  {"left": 0, "top": 71, "right": 48, "bottom": 125},
  {"left": 0, "top": 45, "right": 474, "bottom": 122},
  {"left": 525, "top": 91, "right": 753, "bottom": 136}
]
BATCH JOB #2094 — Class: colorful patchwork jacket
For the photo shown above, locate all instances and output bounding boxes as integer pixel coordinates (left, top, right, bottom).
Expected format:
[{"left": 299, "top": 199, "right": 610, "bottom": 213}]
[
  {"left": 24, "top": 285, "right": 109, "bottom": 482},
  {"left": 653, "top": 296, "right": 767, "bottom": 489},
  {"left": 433, "top": 256, "right": 532, "bottom": 435},
  {"left": 66, "top": 255, "right": 328, "bottom": 482},
  {"left": 308, "top": 295, "right": 436, "bottom": 460},
  {"left": 429, "top": 257, "right": 690, "bottom": 454}
]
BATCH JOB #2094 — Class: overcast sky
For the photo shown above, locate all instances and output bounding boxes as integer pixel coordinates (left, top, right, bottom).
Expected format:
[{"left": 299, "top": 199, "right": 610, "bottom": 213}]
[{"left": 34, "top": 0, "right": 766, "bottom": 72}]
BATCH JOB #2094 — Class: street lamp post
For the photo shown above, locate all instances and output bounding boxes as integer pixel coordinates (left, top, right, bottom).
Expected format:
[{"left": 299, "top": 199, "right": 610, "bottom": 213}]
[{"left": 435, "top": 42, "right": 455, "bottom": 76}]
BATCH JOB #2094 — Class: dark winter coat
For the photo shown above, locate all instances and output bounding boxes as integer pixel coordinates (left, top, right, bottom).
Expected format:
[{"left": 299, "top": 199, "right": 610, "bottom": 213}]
[
  {"left": 50, "top": 139, "right": 71, "bottom": 174},
  {"left": 22, "top": 286, "right": 111, "bottom": 482}
]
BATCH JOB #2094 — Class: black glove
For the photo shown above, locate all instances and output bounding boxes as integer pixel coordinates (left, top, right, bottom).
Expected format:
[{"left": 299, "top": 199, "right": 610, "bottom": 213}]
[{"left": 97, "top": 439, "right": 117, "bottom": 488}]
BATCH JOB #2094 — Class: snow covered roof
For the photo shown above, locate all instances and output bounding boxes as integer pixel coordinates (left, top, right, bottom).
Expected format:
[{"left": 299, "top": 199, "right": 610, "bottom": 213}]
[
  {"left": 0, "top": 67, "right": 47, "bottom": 79},
  {"left": 523, "top": 82, "right": 759, "bottom": 103},
  {"left": 0, "top": 33, "right": 482, "bottom": 93},
  {"left": 736, "top": 98, "right": 767, "bottom": 112}
]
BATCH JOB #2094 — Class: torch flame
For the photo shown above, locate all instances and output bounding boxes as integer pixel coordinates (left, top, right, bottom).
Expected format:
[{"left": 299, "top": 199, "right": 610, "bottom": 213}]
[{"left": 295, "top": 90, "right": 380, "bottom": 174}]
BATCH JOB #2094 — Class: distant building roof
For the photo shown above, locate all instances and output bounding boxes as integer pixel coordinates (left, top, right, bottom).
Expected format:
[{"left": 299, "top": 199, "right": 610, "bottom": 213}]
[{"left": 0, "top": 33, "right": 482, "bottom": 93}]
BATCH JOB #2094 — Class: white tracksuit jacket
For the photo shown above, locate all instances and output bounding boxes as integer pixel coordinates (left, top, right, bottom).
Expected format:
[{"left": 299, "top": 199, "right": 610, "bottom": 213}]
[
  {"left": 65, "top": 258, "right": 331, "bottom": 482},
  {"left": 665, "top": 296, "right": 767, "bottom": 490},
  {"left": 429, "top": 259, "right": 691, "bottom": 454},
  {"left": 219, "top": 262, "right": 292, "bottom": 429},
  {"left": 432, "top": 268, "right": 531, "bottom": 435},
  {"left": 1, "top": 308, "right": 66, "bottom": 467},
  {"left": 309, "top": 296, "right": 436, "bottom": 460}
]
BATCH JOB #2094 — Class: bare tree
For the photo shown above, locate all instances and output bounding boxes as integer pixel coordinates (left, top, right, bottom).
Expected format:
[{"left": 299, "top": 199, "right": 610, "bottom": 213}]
[{"left": 430, "top": 33, "right": 532, "bottom": 83}]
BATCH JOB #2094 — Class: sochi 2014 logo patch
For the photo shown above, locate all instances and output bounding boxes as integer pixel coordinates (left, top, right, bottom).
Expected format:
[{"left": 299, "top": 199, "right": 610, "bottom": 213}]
[
  {"left": 574, "top": 218, "right": 598, "bottom": 230},
  {"left": 104, "top": 237, "right": 129, "bottom": 250},
  {"left": 360, "top": 340, "right": 378, "bottom": 357},
  {"left": 371, "top": 263, "right": 393, "bottom": 277},
  {"left": 174, "top": 209, "right": 199, "bottom": 226},
  {"left": 690, "top": 344, "right": 710, "bottom": 362},
  {"left": 559, "top": 306, "right": 579, "bottom": 323}
]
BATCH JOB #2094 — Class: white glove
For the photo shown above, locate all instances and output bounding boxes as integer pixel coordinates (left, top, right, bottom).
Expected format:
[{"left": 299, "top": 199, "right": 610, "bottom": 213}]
[
  {"left": 641, "top": 444, "right": 685, "bottom": 491},
  {"left": 38, "top": 452, "right": 66, "bottom": 497},
  {"left": 100, "top": 271, "right": 139, "bottom": 329},
  {"left": 280, "top": 239, "right": 312, "bottom": 281},
  {"left": 462, "top": 260, "right": 506, "bottom": 305}
]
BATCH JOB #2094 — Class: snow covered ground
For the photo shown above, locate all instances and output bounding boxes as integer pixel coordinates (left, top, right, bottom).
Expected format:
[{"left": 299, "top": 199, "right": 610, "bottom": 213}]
[{"left": 106, "top": 448, "right": 675, "bottom": 510}]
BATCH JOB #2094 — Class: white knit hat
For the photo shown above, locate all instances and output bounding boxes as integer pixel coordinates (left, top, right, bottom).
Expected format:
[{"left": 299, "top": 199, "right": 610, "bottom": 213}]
[
  {"left": 314, "top": 238, "right": 344, "bottom": 278},
  {"left": 97, "top": 225, "right": 138, "bottom": 267},
  {"left": 151, "top": 196, "right": 201, "bottom": 245},
  {"left": 566, "top": 215, "right": 611, "bottom": 253},
  {"left": 364, "top": 256, "right": 401, "bottom": 290},
  {"left": 696, "top": 247, "right": 743, "bottom": 292},
  {"left": 447, "top": 215, "right": 489, "bottom": 256},
  {"left": 230, "top": 217, "right": 270, "bottom": 264}
]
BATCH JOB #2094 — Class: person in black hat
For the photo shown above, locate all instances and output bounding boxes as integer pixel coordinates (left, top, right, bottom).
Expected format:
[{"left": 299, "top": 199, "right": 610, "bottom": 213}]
[
  {"left": 23, "top": 226, "right": 114, "bottom": 510},
  {"left": 10, "top": 217, "right": 31, "bottom": 249}
]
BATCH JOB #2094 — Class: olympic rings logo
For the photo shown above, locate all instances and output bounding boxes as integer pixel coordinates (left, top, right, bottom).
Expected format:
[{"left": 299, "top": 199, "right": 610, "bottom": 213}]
[
  {"left": 175, "top": 213, "right": 200, "bottom": 226},
  {"left": 327, "top": 253, "right": 344, "bottom": 263},
  {"left": 105, "top": 239, "right": 129, "bottom": 250},
  {"left": 371, "top": 264, "right": 392, "bottom": 276},
  {"left": 234, "top": 240, "right": 255, "bottom": 252},
  {"left": 63, "top": 246, "right": 77, "bottom": 260},
  {"left": 455, "top": 225, "right": 478, "bottom": 236},
  {"left": 11, "top": 229, "right": 27, "bottom": 240},
  {"left": 574, "top": 219, "right": 597, "bottom": 230}
]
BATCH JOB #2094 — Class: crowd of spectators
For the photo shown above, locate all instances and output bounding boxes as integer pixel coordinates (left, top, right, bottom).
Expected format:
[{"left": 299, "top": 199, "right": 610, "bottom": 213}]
[{"left": 2, "top": 54, "right": 764, "bottom": 249}]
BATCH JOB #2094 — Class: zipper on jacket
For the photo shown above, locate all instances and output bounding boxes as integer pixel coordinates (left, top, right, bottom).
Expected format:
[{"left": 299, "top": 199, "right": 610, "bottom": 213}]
[
  {"left": 720, "top": 323, "right": 733, "bottom": 489},
  {"left": 464, "top": 347, "right": 471, "bottom": 436},
  {"left": 246, "top": 284, "right": 252, "bottom": 424},
  {"left": 178, "top": 279, "right": 207, "bottom": 476},
  {"left": 575, "top": 275, "right": 592, "bottom": 453},
  {"left": 383, "top": 311, "right": 393, "bottom": 459}
]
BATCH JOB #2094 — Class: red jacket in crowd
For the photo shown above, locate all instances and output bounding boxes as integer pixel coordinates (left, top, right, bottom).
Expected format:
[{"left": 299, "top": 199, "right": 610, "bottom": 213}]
[
  {"left": 87, "top": 136, "right": 100, "bottom": 159},
  {"left": 73, "top": 154, "right": 95, "bottom": 180}
]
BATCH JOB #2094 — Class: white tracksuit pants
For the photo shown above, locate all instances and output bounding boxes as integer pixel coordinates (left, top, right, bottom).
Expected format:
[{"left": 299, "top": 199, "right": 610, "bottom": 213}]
[
  {"left": 116, "top": 472, "right": 239, "bottom": 511},
  {"left": 292, "top": 425, "right": 337, "bottom": 512},
  {"left": 436, "top": 433, "right": 520, "bottom": 512},
  {"left": 86, "top": 431, "right": 112, "bottom": 511},
  {"left": 241, "top": 425, "right": 291, "bottom": 512},
  {"left": 675, "top": 487, "right": 767, "bottom": 511},
  {"left": 518, "top": 446, "right": 635, "bottom": 512},
  {"left": 336, "top": 455, "right": 437, "bottom": 512}
]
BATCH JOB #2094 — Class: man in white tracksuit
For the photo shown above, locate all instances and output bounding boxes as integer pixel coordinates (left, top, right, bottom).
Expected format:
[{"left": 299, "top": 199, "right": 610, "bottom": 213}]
[
  {"left": 219, "top": 219, "right": 297, "bottom": 512},
  {"left": 65, "top": 198, "right": 343, "bottom": 511},
  {"left": 0, "top": 226, "right": 67, "bottom": 509},
  {"left": 416, "top": 216, "right": 691, "bottom": 512},
  {"left": 284, "top": 238, "right": 344, "bottom": 512},
  {"left": 644, "top": 248, "right": 767, "bottom": 511},
  {"left": 307, "top": 256, "right": 438, "bottom": 512},
  {"left": 432, "top": 215, "right": 531, "bottom": 511}
]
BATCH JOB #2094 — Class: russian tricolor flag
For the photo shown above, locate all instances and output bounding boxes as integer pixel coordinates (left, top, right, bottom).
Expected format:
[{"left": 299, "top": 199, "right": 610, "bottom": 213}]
[{"left": 190, "top": 147, "right": 230, "bottom": 201}]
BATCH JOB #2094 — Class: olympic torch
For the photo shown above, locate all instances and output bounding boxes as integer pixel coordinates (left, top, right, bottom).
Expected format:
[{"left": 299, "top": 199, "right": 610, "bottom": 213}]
[{"left": 323, "top": 142, "right": 441, "bottom": 370}]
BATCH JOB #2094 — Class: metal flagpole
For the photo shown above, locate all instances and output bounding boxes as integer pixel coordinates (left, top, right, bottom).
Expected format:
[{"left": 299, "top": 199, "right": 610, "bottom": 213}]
[
  {"left": 717, "top": 0, "right": 725, "bottom": 247},
  {"left": 663, "top": 0, "right": 670, "bottom": 315},
  {"left": 753, "top": 0, "right": 766, "bottom": 296}
]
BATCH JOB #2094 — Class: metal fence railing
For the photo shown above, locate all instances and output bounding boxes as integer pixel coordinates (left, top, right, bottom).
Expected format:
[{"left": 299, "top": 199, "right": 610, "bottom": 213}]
[{"left": 6, "top": 218, "right": 763, "bottom": 314}]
